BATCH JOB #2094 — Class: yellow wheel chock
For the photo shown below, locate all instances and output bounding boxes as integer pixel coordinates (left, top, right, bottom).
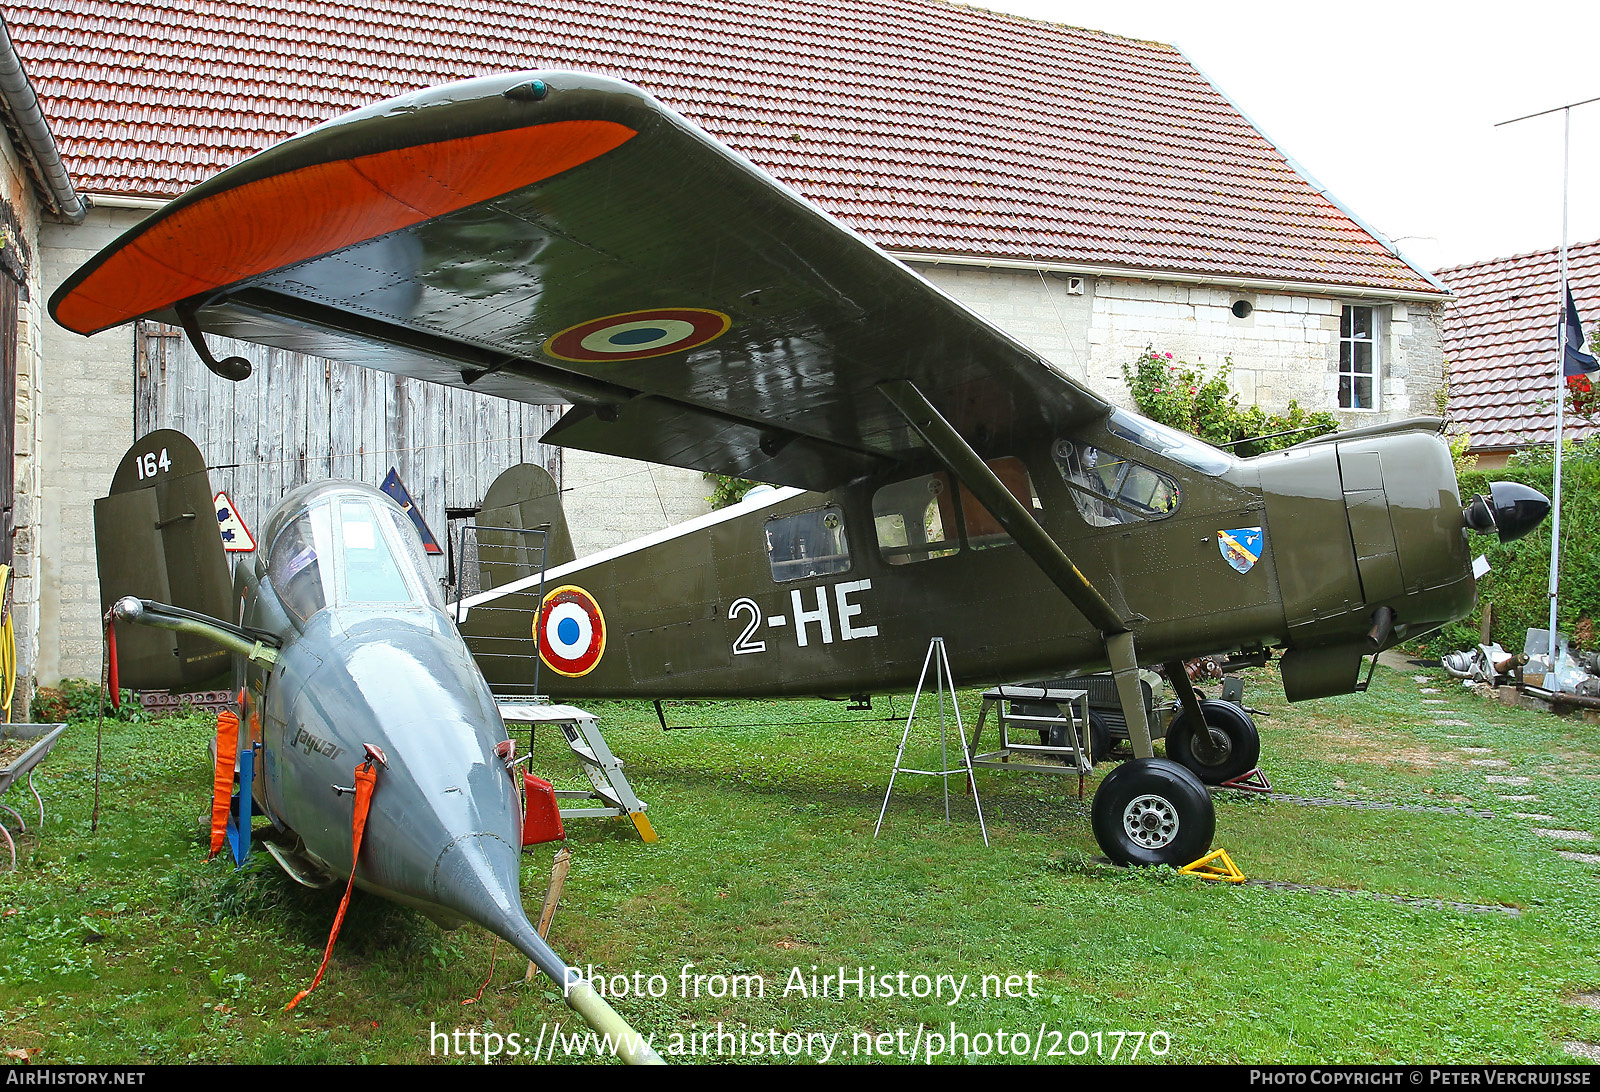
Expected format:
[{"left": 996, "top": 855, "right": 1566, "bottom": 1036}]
[{"left": 1180, "top": 848, "right": 1247, "bottom": 883}]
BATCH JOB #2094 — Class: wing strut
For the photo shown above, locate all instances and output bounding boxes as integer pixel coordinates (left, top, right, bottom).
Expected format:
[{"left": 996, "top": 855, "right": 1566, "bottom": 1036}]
[{"left": 875, "top": 379, "right": 1156, "bottom": 758}]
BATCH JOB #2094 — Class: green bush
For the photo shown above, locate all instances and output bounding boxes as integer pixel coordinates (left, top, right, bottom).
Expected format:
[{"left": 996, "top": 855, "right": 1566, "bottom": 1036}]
[
  {"left": 1122, "top": 349, "right": 1338, "bottom": 457},
  {"left": 1428, "top": 443, "right": 1600, "bottom": 656},
  {"left": 703, "top": 473, "right": 757, "bottom": 509}
]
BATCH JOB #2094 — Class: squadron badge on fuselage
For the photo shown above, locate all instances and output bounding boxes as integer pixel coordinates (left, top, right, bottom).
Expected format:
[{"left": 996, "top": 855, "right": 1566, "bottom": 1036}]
[{"left": 1218, "top": 527, "right": 1263, "bottom": 574}]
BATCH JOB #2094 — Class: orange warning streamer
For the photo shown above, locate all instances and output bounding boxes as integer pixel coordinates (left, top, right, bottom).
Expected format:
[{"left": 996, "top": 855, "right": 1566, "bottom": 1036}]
[
  {"left": 207, "top": 710, "right": 240, "bottom": 860},
  {"left": 285, "top": 761, "right": 378, "bottom": 1011}
]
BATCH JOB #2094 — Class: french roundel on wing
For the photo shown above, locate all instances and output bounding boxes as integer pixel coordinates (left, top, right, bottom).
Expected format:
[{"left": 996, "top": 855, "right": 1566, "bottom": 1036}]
[
  {"left": 543, "top": 308, "right": 731, "bottom": 362},
  {"left": 535, "top": 585, "right": 607, "bottom": 677}
]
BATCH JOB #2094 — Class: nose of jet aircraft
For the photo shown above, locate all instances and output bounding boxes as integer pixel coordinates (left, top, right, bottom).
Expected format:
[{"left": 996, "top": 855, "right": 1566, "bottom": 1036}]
[
  {"left": 1465, "top": 481, "right": 1552, "bottom": 543},
  {"left": 269, "top": 607, "right": 662, "bottom": 1062}
]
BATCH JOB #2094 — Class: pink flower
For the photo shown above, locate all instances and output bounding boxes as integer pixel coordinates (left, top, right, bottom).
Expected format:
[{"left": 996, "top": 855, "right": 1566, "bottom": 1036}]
[{"left": 1165, "top": 352, "right": 1174, "bottom": 359}]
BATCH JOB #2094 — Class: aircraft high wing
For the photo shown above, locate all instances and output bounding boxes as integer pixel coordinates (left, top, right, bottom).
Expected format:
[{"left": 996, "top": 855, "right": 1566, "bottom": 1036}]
[
  {"left": 56, "top": 70, "right": 1549, "bottom": 871},
  {"left": 53, "top": 70, "right": 1107, "bottom": 492}
]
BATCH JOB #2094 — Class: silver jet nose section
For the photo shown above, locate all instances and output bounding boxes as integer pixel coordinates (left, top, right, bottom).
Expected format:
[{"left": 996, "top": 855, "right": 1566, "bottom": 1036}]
[
  {"left": 1465, "top": 481, "right": 1552, "bottom": 543},
  {"left": 430, "top": 831, "right": 527, "bottom": 939},
  {"left": 268, "top": 607, "right": 661, "bottom": 1063}
]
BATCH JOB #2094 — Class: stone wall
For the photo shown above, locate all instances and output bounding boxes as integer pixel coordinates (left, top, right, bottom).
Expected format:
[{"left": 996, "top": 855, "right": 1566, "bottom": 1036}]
[
  {"left": 909, "top": 262, "right": 1447, "bottom": 426},
  {"left": 37, "top": 205, "right": 144, "bottom": 687},
  {"left": 561, "top": 450, "right": 712, "bottom": 558},
  {"left": 0, "top": 126, "right": 49, "bottom": 718}
]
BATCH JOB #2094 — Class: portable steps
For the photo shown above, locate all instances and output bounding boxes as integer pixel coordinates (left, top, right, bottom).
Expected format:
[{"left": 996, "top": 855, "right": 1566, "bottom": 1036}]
[{"left": 497, "top": 701, "right": 656, "bottom": 842}]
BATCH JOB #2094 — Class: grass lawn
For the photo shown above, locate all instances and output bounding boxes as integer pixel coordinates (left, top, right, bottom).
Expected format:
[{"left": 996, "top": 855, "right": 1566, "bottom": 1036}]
[{"left": 4, "top": 660, "right": 1600, "bottom": 1064}]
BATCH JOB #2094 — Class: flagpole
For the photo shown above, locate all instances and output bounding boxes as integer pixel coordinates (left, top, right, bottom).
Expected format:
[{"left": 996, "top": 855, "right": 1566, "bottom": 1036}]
[
  {"left": 1548, "top": 105, "right": 1569, "bottom": 675},
  {"left": 1497, "top": 97, "right": 1600, "bottom": 678}
]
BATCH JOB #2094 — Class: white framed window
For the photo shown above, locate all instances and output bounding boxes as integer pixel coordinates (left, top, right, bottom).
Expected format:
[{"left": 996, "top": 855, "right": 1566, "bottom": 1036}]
[{"left": 1339, "top": 305, "right": 1379, "bottom": 410}]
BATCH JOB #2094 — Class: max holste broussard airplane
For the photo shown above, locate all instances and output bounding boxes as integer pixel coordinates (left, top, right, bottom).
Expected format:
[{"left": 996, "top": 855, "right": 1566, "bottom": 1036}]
[{"left": 53, "top": 70, "right": 1546, "bottom": 1011}]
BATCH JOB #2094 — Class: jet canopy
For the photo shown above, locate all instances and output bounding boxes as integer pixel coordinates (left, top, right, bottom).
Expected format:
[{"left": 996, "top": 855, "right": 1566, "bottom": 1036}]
[{"left": 264, "top": 484, "right": 443, "bottom": 623}]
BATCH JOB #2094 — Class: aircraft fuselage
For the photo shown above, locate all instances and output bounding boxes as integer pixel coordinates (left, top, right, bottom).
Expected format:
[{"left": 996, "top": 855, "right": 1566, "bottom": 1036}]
[{"left": 457, "top": 412, "right": 1476, "bottom": 704}]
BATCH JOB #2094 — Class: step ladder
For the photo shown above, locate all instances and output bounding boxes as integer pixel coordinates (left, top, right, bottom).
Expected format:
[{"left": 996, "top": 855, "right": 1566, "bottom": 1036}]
[
  {"left": 497, "top": 701, "right": 656, "bottom": 842},
  {"left": 970, "top": 685, "right": 1092, "bottom": 797}
]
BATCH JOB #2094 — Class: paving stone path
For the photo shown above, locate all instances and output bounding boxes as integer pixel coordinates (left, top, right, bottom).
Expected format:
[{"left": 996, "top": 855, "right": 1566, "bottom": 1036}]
[
  {"left": 1400, "top": 666, "right": 1600, "bottom": 860},
  {"left": 1243, "top": 879, "right": 1520, "bottom": 917}
]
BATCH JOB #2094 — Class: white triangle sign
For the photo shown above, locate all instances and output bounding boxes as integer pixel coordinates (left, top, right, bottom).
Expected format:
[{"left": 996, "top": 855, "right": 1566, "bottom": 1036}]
[{"left": 214, "top": 491, "right": 256, "bottom": 552}]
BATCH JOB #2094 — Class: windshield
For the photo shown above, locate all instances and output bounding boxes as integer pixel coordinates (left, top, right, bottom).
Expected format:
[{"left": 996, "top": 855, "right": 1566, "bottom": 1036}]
[
  {"left": 268, "top": 493, "right": 438, "bottom": 621},
  {"left": 1107, "top": 409, "right": 1233, "bottom": 476}
]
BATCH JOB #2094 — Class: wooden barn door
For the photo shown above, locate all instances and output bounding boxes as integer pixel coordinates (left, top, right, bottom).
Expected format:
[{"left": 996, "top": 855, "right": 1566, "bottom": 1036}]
[{"left": 133, "top": 322, "right": 565, "bottom": 585}]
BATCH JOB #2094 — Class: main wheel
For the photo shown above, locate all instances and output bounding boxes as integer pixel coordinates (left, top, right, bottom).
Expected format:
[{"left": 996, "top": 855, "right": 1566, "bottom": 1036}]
[
  {"left": 1165, "top": 699, "right": 1260, "bottom": 785},
  {"left": 1091, "top": 758, "right": 1215, "bottom": 867}
]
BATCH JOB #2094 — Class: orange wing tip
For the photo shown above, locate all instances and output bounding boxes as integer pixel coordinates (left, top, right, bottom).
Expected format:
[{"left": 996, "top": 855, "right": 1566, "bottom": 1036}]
[{"left": 55, "top": 120, "right": 638, "bottom": 335}]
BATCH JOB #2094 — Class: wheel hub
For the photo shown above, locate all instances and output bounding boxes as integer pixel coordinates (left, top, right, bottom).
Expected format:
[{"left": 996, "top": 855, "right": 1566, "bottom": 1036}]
[
  {"left": 1197, "top": 727, "right": 1232, "bottom": 765},
  {"left": 1122, "top": 793, "right": 1179, "bottom": 849}
]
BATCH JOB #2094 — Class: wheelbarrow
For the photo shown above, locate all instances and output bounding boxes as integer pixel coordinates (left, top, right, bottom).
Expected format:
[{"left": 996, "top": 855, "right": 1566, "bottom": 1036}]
[{"left": 0, "top": 723, "right": 67, "bottom": 870}]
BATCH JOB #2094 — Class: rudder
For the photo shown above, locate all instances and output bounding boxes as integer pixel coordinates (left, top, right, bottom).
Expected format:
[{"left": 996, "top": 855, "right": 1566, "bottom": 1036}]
[{"left": 94, "top": 430, "right": 233, "bottom": 690}]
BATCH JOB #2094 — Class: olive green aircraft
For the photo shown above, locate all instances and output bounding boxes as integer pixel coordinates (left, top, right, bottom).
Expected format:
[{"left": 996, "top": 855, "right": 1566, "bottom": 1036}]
[{"left": 54, "top": 71, "right": 1547, "bottom": 876}]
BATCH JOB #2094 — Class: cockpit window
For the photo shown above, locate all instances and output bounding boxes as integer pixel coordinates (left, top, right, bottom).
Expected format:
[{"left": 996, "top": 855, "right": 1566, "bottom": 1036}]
[
  {"left": 1054, "top": 439, "right": 1181, "bottom": 527},
  {"left": 1107, "top": 409, "right": 1232, "bottom": 476},
  {"left": 381, "top": 506, "right": 445, "bottom": 609},
  {"left": 267, "top": 494, "right": 438, "bottom": 621},
  {"left": 340, "top": 502, "right": 412, "bottom": 604}
]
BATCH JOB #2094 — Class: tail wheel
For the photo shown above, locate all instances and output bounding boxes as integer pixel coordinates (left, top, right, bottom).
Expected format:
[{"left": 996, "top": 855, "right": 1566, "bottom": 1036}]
[
  {"left": 1091, "top": 758, "right": 1215, "bottom": 867},
  {"left": 1164, "top": 699, "right": 1260, "bottom": 785}
]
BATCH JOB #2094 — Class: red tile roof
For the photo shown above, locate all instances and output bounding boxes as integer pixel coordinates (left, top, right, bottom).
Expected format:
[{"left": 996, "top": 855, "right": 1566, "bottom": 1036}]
[
  {"left": 8, "top": 0, "right": 1441, "bottom": 294},
  {"left": 1438, "top": 239, "right": 1600, "bottom": 451}
]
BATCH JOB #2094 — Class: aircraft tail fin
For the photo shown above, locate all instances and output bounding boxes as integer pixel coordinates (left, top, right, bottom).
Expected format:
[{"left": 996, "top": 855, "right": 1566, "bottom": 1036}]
[
  {"left": 94, "top": 430, "right": 234, "bottom": 691},
  {"left": 472, "top": 462, "right": 575, "bottom": 591}
]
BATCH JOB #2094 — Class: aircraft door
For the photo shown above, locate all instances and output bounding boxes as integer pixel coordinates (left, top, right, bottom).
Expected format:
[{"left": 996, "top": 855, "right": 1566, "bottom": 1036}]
[{"left": 1255, "top": 442, "right": 1363, "bottom": 638}]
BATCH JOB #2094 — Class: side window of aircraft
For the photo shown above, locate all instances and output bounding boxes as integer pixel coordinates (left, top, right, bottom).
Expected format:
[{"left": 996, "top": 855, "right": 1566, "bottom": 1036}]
[
  {"left": 765, "top": 506, "right": 852, "bottom": 582},
  {"left": 957, "top": 456, "right": 1040, "bottom": 551},
  {"left": 268, "top": 505, "right": 334, "bottom": 622},
  {"left": 1054, "top": 439, "right": 1181, "bottom": 527},
  {"left": 872, "top": 460, "right": 1039, "bottom": 563},
  {"left": 873, "top": 473, "right": 960, "bottom": 565}
]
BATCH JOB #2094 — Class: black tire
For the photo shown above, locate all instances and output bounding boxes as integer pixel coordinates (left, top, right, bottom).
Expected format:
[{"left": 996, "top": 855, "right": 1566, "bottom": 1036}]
[
  {"left": 1165, "top": 699, "right": 1261, "bottom": 785},
  {"left": 1091, "top": 758, "right": 1215, "bottom": 867},
  {"left": 1041, "top": 707, "right": 1110, "bottom": 763}
]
